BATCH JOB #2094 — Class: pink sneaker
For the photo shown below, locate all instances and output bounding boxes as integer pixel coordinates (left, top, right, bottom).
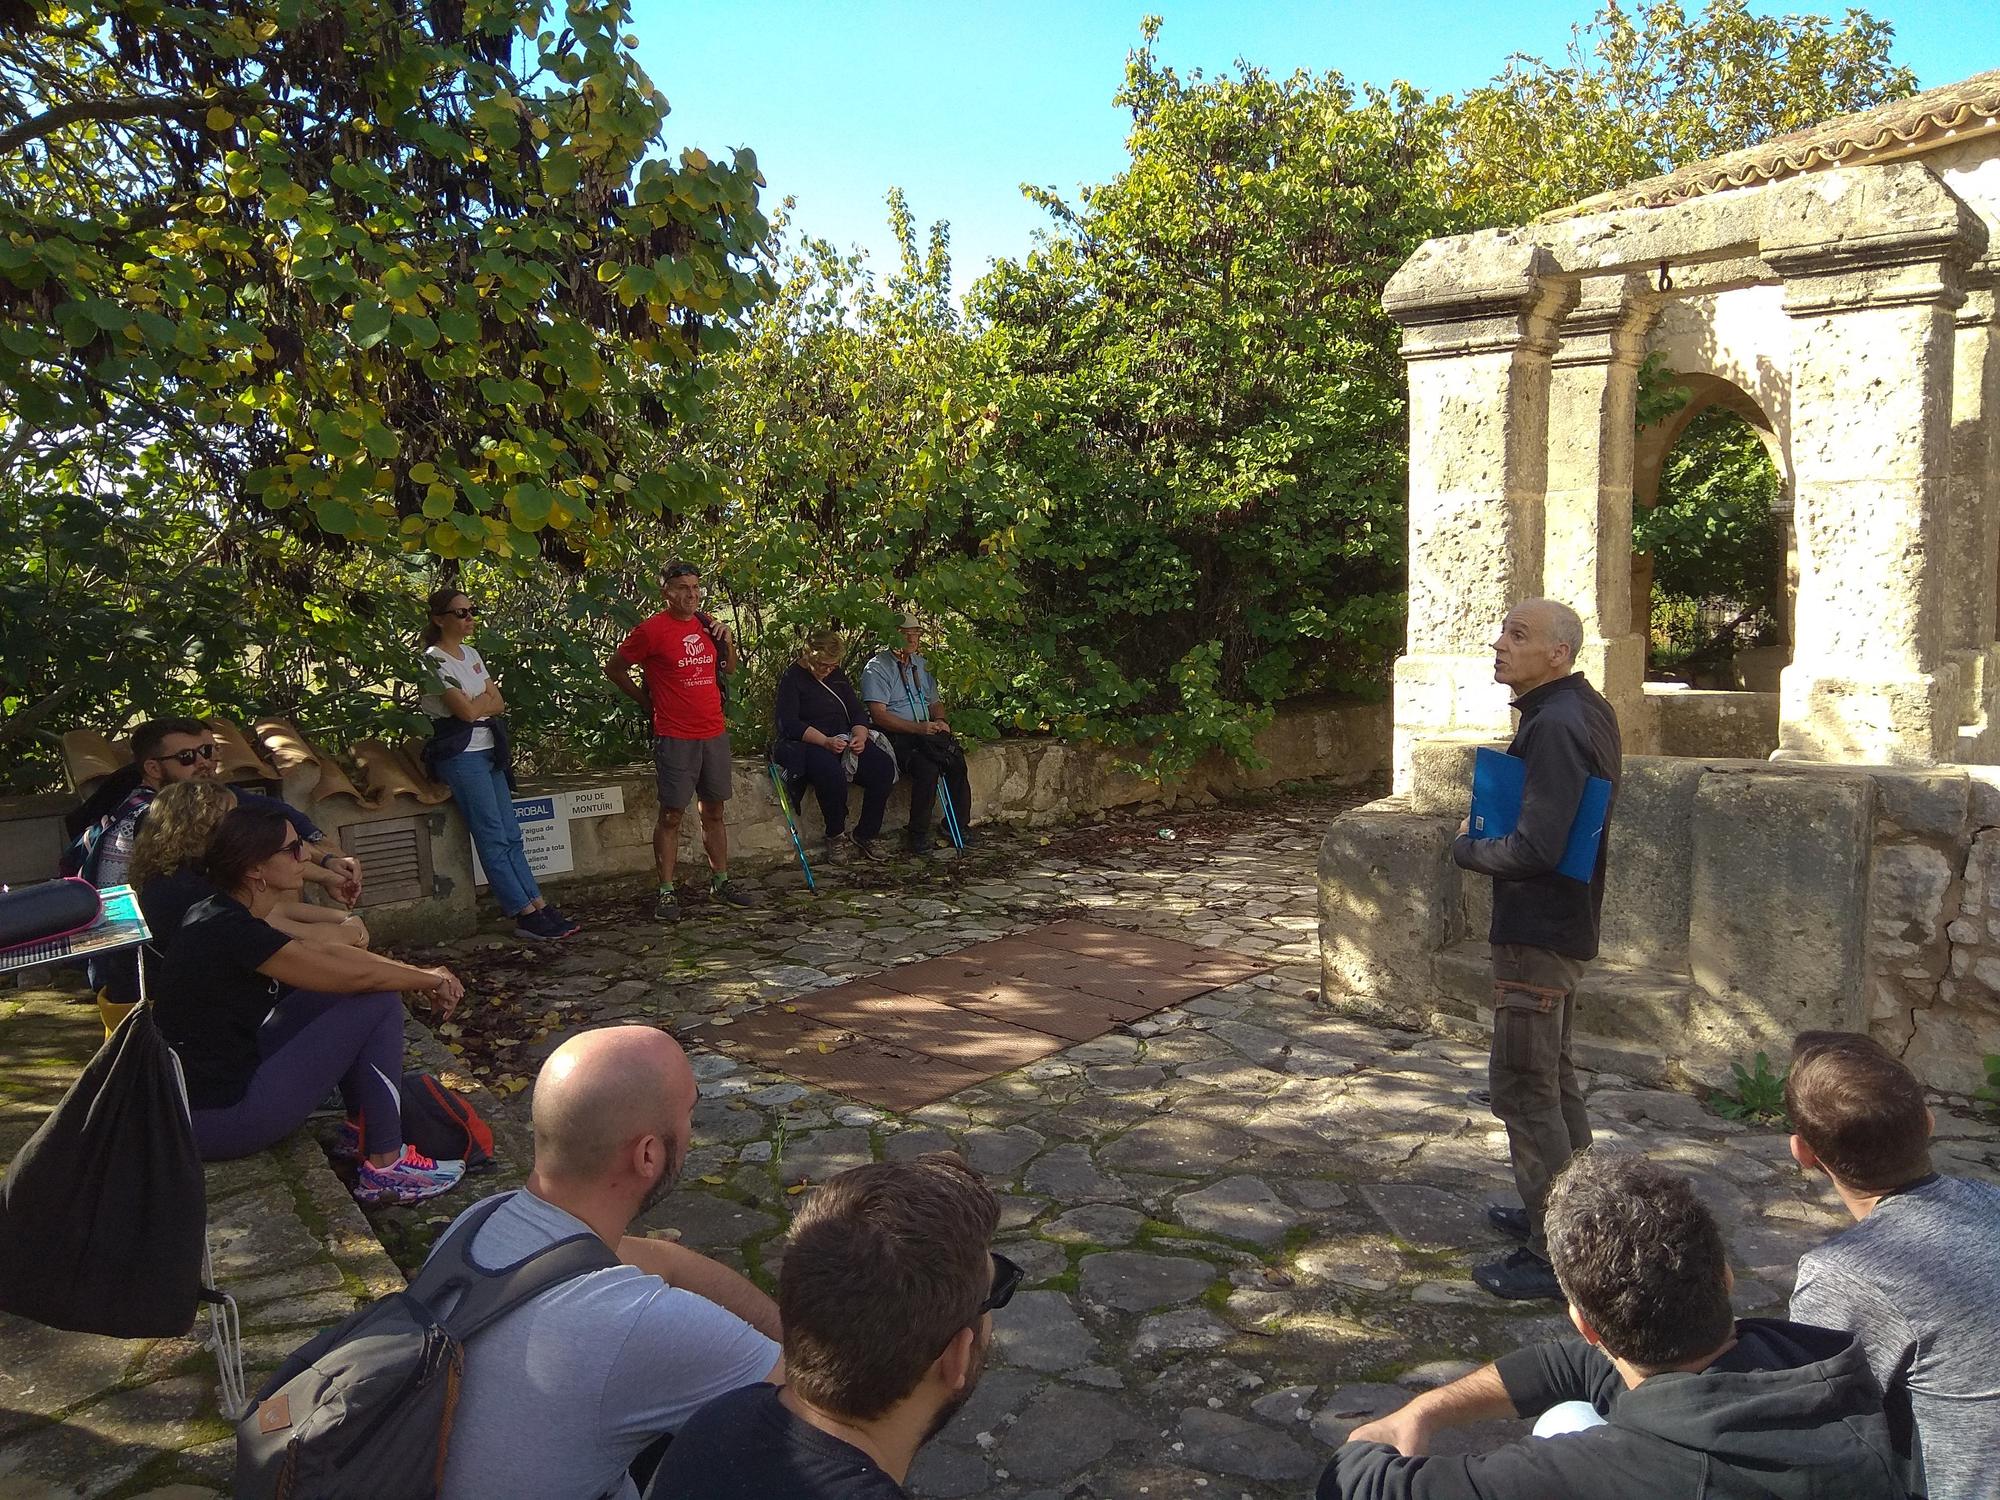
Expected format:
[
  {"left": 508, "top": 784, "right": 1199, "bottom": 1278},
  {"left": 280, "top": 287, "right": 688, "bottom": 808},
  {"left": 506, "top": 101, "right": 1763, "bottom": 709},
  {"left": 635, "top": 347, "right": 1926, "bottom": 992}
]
[{"left": 353, "top": 1146, "right": 466, "bottom": 1206}]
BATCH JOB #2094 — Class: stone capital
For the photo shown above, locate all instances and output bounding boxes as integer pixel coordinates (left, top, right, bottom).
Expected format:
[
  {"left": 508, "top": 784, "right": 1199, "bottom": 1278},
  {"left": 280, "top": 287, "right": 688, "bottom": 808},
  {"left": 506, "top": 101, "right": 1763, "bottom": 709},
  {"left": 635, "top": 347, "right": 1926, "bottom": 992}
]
[
  {"left": 1385, "top": 232, "right": 1572, "bottom": 362},
  {"left": 1549, "top": 275, "right": 1662, "bottom": 370},
  {"left": 1764, "top": 161, "right": 1987, "bottom": 316}
]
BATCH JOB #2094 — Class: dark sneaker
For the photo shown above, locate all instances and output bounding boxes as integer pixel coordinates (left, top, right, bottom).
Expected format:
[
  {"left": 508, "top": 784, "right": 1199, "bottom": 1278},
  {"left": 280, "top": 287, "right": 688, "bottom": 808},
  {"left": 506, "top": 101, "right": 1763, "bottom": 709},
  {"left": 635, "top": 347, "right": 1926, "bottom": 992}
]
[
  {"left": 514, "top": 908, "right": 563, "bottom": 941},
  {"left": 709, "top": 877, "right": 762, "bottom": 908},
  {"left": 1472, "top": 1247, "right": 1564, "bottom": 1301},
  {"left": 1487, "top": 1204, "right": 1530, "bottom": 1241},
  {"left": 653, "top": 888, "right": 683, "bottom": 922},
  {"left": 542, "top": 905, "right": 581, "bottom": 936},
  {"left": 904, "top": 834, "right": 935, "bottom": 856}
]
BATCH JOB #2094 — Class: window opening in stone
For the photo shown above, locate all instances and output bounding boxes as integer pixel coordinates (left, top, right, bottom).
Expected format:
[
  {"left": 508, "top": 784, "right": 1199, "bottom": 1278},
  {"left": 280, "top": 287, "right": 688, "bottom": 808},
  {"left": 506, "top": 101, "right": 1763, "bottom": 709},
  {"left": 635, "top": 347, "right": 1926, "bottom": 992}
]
[{"left": 1635, "top": 405, "right": 1788, "bottom": 692}]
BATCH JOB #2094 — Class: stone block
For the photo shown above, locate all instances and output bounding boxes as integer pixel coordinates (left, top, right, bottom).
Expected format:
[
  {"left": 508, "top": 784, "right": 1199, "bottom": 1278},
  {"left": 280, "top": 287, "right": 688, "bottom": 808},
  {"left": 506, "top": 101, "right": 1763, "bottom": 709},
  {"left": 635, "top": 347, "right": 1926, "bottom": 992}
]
[
  {"left": 1406, "top": 740, "right": 1482, "bottom": 819},
  {"left": 1868, "top": 842, "right": 1955, "bottom": 952},
  {"left": 1649, "top": 688, "right": 1779, "bottom": 760},
  {"left": 1598, "top": 756, "right": 1705, "bottom": 972},
  {"left": 1872, "top": 770, "right": 1971, "bottom": 838},
  {"left": 1688, "top": 769, "right": 1872, "bottom": 1069},
  {"left": 1318, "top": 800, "right": 1458, "bottom": 1027}
]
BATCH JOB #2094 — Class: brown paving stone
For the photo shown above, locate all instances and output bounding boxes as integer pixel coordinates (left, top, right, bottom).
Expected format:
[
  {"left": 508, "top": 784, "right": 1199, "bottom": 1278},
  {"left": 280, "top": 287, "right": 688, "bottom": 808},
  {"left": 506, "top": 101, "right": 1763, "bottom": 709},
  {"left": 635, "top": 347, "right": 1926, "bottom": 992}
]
[
  {"left": 687, "top": 922, "right": 1266, "bottom": 1108},
  {"left": 790, "top": 984, "right": 1068, "bottom": 1073},
  {"left": 681, "top": 1008, "right": 854, "bottom": 1056},
  {"left": 778, "top": 1038, "right": 989, "bottom": 1112}
]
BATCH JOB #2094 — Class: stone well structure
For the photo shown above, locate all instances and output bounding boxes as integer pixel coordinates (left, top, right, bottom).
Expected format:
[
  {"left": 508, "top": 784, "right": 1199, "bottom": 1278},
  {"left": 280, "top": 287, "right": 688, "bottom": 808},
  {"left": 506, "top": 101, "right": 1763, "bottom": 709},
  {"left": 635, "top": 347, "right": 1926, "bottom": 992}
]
[{"left": 1322, "top": 73, "right": 2000, "bottom": 1093}]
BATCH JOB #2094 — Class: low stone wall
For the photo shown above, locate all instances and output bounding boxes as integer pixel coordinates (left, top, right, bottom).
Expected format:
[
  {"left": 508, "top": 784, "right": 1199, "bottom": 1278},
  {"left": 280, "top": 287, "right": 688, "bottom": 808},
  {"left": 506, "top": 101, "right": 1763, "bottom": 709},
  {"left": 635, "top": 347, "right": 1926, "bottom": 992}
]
[
  {"left": 1647, "top": 685, "right": 1779, "bottom": 759},
  {"left": 327, "top": 697, "right": 1388, "bottom": 943},
  {"left": 1319, "top": 740, "right": 2000, "bottom": 1095}
]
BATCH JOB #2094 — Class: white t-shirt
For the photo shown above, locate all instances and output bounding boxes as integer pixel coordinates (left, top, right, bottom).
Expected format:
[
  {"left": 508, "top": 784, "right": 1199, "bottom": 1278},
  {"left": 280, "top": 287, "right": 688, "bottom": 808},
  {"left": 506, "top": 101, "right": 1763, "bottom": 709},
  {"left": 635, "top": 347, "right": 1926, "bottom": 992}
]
[
  {"left": 421, "top": 643, "right": 496, "bottom": 753},
  {"left": 433, "top": 1191, "right": 779, "bottom": 1500}
]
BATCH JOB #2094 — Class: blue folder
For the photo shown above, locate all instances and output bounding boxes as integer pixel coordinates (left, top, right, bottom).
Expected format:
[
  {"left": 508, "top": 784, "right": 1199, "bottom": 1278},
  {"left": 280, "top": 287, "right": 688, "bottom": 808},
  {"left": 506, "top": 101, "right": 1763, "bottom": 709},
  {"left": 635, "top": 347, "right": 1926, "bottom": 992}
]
[{"left": 1469, "top": 747, "right": 1611, "bottom": 882}]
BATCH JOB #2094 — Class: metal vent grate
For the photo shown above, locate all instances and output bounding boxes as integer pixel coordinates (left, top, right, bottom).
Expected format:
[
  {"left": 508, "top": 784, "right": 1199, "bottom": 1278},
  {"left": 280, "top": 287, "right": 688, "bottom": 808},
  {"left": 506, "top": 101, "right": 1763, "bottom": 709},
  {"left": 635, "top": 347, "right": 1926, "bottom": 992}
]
[{"left": 342, "top": 817, "right": 432, "bottom": 907}]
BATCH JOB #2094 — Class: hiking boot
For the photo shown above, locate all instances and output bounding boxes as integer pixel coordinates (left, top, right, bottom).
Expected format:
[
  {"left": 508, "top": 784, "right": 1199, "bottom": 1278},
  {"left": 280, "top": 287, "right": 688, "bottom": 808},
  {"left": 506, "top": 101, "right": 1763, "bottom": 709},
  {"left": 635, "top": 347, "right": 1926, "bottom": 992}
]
[
  {"left": 1472, "top": 1246, "right": 1564, "bottom": 1302},
  {"left": 851, "top": 836, "right": 888, "bottom": 863},
  {"left": 819, "top": 833, "right": 853, "bottom": 865},
  {"left": 904, "top": 834, "right": 935, "bottom": 857},
  {"left": 541, "top": 905, "right": 581, "bottom": 937},
  {"left": 514, "top": 907, "right": 566, "bottom": 941},
  {"left": 653, "top": 888, "right": 683, "bottom": 922},
  {"left": 353, "top": 1147, "right": 466, "bottom": 1206},
  {"left": 1487, "top": 1204, "right": 1530, "bottom": 1241},
  {"left": 709, "top": 876, "right": 762, "bottom": 908}
]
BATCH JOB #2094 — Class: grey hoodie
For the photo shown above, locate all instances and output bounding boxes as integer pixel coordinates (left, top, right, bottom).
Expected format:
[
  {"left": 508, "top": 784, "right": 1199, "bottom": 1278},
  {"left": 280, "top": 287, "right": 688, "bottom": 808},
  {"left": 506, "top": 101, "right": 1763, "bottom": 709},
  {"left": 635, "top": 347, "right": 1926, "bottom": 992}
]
[{"left": 1320, "top": 1320, "right": 1911, "bottom": 1500}]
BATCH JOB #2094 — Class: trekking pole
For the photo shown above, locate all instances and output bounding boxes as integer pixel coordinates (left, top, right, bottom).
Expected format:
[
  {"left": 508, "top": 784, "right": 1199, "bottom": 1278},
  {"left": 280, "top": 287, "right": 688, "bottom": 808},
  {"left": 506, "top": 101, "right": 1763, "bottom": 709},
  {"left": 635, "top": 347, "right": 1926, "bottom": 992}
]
[
  {"left": 903, "top": 677, "right": 965, "bottom": 850},
  {"left": 766, "top": 762, "right": 817, "bottom": 892}
]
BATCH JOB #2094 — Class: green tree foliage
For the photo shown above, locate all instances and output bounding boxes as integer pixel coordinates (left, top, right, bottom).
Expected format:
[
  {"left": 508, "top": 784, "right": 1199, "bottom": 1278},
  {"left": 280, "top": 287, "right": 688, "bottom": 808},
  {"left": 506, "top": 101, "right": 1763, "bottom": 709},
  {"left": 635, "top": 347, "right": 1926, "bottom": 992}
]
[
  {"left": 1446, "top": 0, "right": 1917, "bottom": 222},
  {"left": 1, "top": 0, "right": 773, "bottom": 784},
  {"left": 1636, "top": 405, "right": 1784, "bottom": 673},
  {"left": 972, "top": 21, "right": 1458, "bottom": 774},
  {"left": 668, "top": 193, "right": 1023, "bottom": 749},
  {"left": 2, "top": 0, "right": 771, "bottom": 559}
]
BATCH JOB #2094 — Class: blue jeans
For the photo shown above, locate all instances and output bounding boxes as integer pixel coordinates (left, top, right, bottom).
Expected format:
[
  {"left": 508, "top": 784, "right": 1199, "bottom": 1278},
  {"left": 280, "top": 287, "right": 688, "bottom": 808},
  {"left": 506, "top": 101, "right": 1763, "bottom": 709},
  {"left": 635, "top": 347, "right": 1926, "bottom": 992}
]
[{"left": 438, "top": 747, "right": 541, "bottom": 915}]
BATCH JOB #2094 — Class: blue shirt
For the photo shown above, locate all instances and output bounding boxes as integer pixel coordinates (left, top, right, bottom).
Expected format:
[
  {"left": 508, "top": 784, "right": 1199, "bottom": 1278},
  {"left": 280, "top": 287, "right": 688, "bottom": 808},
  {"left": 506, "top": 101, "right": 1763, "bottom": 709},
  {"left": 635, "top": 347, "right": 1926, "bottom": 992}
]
[{"left": 859, "top": 649, "right": 938, "bottom": 724}]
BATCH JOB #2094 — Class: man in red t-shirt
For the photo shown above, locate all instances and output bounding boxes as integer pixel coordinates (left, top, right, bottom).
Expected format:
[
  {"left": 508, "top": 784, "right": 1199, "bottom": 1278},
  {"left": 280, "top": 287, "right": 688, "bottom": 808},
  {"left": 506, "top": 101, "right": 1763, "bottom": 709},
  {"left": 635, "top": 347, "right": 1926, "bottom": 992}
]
[{"left": 606, "top": 562, "right": 760, "bottom": 920}]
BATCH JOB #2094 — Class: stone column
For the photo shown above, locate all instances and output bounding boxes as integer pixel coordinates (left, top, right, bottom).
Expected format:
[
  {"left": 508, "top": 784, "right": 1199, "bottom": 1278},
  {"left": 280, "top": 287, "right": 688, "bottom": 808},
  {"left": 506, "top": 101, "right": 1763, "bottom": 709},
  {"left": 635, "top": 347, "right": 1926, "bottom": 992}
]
[
  {"left": 1763, "top": 163, "right": 1987, "bottom": 765},
  {"left": 1943, "top": 266, "right": 2000, "bottom": 756},
  {"left": 1383, "top": 237, "right": 1572, "bottom": 791},
  {"left": 1543, "top": 276, "right": 1659, "bottom": 751}
]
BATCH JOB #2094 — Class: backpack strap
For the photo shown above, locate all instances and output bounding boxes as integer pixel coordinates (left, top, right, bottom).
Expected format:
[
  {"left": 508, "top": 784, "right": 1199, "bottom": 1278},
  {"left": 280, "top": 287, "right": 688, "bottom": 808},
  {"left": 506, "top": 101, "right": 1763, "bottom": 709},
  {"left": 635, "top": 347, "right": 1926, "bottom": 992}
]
[{"left": 407, "top": 1193, "right": 621, "bottom": 1343}]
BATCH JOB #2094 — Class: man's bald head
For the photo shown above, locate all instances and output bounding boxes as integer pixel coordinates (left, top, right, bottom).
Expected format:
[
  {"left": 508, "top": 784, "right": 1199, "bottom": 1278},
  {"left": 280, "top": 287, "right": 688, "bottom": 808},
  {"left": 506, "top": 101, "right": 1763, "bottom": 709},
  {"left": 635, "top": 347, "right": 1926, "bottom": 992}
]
[
  {"left": 530, "top": 1025, "right": 696, "bottom": 1185},
  {"left": 1493, "top": 597, "right": 1584, "bottom": 694}
]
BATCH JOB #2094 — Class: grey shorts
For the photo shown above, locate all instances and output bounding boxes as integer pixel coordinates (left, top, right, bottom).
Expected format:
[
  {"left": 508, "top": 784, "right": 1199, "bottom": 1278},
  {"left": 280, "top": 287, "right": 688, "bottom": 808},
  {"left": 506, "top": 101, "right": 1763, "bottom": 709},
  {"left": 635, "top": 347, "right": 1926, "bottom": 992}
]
[{"left": 653, "top": 734, "right": 732, "bottom": 811}]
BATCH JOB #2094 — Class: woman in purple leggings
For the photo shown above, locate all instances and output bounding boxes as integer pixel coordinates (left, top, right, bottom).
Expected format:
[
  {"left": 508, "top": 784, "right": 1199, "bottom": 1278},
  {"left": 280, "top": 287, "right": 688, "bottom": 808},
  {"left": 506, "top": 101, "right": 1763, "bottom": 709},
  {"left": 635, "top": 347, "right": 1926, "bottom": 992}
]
[{"left": 156, "top": 805, "right": 468, "bottom": 1206}]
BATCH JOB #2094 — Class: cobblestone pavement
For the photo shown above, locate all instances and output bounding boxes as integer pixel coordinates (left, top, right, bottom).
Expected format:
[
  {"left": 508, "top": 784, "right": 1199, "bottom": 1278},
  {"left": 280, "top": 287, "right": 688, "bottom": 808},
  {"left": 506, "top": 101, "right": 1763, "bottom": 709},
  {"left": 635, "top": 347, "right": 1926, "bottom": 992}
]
[
  {"left": 7, "top": 785, "right": 1999, "bottom": 1498},
  {"left": 403, "top": 787, "right": 2000, "bottom": 1500}
]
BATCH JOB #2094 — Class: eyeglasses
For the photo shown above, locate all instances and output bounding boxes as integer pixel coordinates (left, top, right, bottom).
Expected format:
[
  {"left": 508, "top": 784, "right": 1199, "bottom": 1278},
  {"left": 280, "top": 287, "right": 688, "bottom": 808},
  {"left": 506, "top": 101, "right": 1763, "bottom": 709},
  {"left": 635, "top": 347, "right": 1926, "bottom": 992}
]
[
  {"left": 278, "top": 838, "right": 307, "bottom": 862},
  {"left": 444, "top": 607, "right": 478, "bottom": 619},
  {"left": 156, "top": 744, "right": 217, "bottom": 767},
  {"left": 978, "top": 1253, "right": 1023, "bottom": 1316}
]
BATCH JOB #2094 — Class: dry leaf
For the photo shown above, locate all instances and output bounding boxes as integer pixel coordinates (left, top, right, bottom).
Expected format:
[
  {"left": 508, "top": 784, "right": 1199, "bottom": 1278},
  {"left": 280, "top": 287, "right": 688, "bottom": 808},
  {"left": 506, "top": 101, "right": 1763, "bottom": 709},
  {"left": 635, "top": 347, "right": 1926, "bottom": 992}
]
[{"left": 698, "top": 1174, "right": 725, "bottom": 1185}]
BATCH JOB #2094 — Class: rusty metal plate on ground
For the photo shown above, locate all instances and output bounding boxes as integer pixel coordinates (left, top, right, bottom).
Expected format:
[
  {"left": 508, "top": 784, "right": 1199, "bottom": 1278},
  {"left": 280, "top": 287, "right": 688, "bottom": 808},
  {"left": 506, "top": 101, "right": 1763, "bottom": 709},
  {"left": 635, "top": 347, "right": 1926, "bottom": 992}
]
[
  {"left": 790, "top": 984, "right": 1069, "bottom": 1073},
  {"left": 681, "top": 921, "right": 1269, "bottom": 1110}
]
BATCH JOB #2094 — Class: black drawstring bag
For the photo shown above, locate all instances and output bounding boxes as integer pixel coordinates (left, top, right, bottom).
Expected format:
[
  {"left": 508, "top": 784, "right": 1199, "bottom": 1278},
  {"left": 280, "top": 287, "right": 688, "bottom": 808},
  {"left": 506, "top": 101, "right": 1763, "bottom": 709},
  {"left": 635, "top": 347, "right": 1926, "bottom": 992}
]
[{"left": 0, "top": 1004, "right": 207, "bottom": 1336}]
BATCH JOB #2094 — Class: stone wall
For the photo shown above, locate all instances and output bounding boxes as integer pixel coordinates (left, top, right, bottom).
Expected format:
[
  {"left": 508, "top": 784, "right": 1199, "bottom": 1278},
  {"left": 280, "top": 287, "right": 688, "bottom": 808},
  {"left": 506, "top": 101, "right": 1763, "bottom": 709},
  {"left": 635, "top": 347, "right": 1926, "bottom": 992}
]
[
  {"left": 1647, "top": 686, "right": 1780, "bottom": 760},
  {"left": 1319, "top": 741, "right": 2000, "bottom": 1095}
]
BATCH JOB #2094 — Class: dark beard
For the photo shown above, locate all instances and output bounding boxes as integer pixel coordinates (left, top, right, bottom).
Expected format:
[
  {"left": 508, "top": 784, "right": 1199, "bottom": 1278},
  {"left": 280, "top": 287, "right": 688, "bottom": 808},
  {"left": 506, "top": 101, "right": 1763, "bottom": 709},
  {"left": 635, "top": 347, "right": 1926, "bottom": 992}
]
[
  {"left": 920, "top": 1330, "right": 989, "bottom": 1446},
  {"left": 638, "top": 1155, "right": 681, "bottom": 1218}
]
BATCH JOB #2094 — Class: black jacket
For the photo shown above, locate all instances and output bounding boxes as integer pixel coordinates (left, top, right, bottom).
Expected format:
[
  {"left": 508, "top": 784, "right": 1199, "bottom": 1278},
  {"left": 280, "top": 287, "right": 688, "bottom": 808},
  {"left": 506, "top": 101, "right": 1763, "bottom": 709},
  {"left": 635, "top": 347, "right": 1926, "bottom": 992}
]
[
  {"left": 1452, "top": 672, "right": 1621, "bottom": 959},
  {"left": 1321, "top": 1321, "right": 1911, "bottom": 1500},
  {"left": 774, "top": 663, "right": 865, "bottom": 745},
  {"left": 422, "top": 712, "right": 515, "bottom": 790}
]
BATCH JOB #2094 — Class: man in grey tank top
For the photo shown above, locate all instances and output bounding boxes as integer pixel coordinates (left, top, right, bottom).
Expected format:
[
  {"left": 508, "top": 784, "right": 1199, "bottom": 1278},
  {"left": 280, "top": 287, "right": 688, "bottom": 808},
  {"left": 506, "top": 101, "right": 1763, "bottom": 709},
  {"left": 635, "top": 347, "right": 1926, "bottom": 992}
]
[{"left": 1786, "top": 1032, "right": 2000, "bottom": 1500}]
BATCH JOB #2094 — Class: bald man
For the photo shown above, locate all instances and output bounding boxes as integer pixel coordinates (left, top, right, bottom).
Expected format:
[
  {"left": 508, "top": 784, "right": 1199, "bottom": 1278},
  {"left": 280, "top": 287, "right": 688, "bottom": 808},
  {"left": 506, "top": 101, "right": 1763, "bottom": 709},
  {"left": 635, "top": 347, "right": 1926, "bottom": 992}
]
[
  {"left": 1452, "top": 599, "right": 1622, "bottom": 1303},
  {"left": 434, "top": 1026, "right": 783, "bottom": 1500}
]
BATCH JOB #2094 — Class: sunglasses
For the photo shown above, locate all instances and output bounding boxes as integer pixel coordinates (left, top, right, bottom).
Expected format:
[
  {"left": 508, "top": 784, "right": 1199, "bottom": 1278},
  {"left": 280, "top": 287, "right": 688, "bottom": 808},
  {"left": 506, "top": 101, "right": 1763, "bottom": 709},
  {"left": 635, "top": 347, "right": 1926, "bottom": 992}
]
[
  {"left": 443, "top": 607, "right": 478, "bottom": 619},
  {"left": 155, "top": 743, "right": 217, "bottom": 767},
  {"left": 978, "top": 1252, "right": 1024, "bottom": 1316}
]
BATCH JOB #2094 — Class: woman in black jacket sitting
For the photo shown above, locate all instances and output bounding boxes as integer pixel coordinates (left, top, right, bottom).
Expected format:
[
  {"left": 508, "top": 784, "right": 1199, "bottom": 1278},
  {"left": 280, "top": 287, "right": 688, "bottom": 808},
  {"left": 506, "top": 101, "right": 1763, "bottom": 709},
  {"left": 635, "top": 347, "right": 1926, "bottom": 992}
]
[{"left": 772, "top": 630, "right": 897, "bottom": 861}]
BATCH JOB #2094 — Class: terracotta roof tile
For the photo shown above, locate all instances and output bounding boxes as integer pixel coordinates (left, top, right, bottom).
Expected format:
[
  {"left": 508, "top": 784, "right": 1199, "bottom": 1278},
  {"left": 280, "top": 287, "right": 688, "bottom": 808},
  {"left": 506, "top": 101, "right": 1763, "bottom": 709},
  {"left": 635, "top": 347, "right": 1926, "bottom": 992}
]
[{"left": 1542, "top": 68, "right": 2000, "bottom": 221}]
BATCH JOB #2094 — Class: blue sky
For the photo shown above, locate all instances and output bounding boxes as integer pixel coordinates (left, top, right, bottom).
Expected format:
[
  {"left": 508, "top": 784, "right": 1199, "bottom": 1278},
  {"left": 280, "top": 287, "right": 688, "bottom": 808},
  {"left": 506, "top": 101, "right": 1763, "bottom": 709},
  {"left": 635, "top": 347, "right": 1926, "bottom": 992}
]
[{"left": 629, "top": 1, "right": 1999, "bottom": 300}]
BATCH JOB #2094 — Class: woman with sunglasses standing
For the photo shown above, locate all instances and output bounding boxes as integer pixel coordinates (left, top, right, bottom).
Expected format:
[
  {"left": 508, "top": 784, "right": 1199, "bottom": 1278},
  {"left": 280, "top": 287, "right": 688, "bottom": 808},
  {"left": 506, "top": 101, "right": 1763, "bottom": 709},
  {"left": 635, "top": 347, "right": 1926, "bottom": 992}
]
[
  {"left": 419, "top": 587, "right": 578, "bottom": 941},
  {"left": 156, "top": 806, "right": 468, "bottom": 1204}
]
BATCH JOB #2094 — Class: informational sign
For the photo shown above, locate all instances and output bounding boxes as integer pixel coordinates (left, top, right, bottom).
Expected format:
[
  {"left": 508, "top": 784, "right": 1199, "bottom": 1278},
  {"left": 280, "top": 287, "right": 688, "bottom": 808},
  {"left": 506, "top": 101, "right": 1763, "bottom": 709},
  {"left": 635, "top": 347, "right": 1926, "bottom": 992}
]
[{"left": 470, "top": 785, "right": 625, "bottom": 887}]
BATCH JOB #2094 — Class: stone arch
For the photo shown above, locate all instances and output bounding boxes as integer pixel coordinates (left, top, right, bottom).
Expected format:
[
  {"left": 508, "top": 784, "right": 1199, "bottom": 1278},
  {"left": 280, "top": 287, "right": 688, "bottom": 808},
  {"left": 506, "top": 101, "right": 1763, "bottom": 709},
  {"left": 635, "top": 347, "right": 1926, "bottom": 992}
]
[{"left": 1631, "top": 370, "right": 1794, "bottom": 687}]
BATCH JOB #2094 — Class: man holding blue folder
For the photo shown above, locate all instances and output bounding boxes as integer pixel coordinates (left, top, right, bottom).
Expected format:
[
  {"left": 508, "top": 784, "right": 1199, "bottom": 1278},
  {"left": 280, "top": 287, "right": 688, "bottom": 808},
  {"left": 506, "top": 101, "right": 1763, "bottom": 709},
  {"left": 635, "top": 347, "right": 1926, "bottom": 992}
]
[{"left": 1452, "top": 599, "right": 1621, "bottom": 1302}]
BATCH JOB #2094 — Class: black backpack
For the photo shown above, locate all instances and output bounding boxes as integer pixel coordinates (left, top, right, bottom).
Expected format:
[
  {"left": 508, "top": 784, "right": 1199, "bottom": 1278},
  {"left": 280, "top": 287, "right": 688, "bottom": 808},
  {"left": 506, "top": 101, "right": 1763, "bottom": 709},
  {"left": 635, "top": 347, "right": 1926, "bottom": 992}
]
[{"left": 233, "top": 1192, "right": 616, "bottom": 1499}]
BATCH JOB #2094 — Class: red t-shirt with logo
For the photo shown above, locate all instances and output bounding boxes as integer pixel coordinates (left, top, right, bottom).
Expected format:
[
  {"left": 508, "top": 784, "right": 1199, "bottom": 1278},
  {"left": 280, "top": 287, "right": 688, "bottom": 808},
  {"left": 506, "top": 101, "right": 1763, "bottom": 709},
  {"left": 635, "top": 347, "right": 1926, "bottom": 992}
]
[{"left": 616, "top": 610, "right": 726, "bottom": 740}]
